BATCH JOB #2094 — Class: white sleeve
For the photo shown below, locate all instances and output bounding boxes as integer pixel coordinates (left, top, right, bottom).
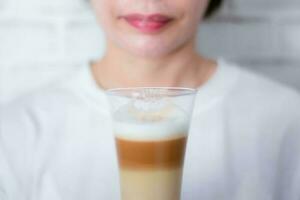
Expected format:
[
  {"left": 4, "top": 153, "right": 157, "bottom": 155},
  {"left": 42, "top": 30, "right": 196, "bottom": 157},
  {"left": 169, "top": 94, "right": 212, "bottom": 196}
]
[
  {"left": 275, "top": 97, "right": 300, "bottom": 200},
  {"left": 0, "top": 100, "right": 38, "bottom": 200}
]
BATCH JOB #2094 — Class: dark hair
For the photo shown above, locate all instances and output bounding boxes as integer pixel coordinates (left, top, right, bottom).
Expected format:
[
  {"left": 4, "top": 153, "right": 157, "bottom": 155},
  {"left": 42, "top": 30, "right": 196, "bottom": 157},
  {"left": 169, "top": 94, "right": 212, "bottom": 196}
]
[{"left": 204, "top": 0, "right": 223, "bottom": 19}]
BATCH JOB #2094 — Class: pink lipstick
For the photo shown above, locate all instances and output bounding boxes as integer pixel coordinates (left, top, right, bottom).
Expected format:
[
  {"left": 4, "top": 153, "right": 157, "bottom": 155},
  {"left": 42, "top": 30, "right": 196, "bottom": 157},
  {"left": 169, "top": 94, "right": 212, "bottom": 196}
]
[{"left": 122, "top": 14, "right": 173, "bottom": 33}]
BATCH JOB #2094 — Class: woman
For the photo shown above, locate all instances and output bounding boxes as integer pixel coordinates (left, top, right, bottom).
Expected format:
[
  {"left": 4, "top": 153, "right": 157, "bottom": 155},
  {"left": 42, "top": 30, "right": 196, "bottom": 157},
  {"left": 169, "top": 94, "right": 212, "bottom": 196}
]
[{"left": 1, "top": 0, "right": 300, "bottom": 199}]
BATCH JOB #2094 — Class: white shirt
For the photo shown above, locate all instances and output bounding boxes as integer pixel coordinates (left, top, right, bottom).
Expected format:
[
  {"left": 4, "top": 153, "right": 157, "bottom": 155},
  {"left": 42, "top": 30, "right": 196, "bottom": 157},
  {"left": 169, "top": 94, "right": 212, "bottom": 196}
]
[{"left": 1, "top": 60, "right": 300, "bottom": 200}]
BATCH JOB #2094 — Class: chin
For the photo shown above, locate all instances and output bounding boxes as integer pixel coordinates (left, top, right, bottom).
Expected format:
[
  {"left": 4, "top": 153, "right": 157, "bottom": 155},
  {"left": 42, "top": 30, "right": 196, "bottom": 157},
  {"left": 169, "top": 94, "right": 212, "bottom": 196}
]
[
  {"left": 128, "top": 46, "right": 172, "bottom": 59},
  {"left": 123, "top": 38, "right": 180, "bottom": 59}
]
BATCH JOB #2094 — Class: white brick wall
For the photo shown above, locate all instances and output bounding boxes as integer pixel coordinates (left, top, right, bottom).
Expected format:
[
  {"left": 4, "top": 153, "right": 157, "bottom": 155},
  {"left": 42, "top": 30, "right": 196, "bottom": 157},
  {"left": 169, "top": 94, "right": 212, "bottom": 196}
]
[
  {"left": 198, "top": 21, "right": 279, "bottom": 59},
  {"left": 64, "top": 19, "right": 106, "bottom": 62},
  {"left": 0, "top": 20, "right": 59, "bottom": 62},
  {"left": 232, "top": 0, "right": 300, "bottom": 14},
  {"left": 0, "top": 0, "right": 300, "bottom": 104}
]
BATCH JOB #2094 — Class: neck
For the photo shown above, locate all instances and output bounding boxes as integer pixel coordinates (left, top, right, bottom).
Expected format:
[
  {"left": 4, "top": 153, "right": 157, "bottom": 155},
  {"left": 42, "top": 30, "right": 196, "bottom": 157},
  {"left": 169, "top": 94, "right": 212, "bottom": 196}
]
[{"left": 92, "top": 38, "right": 216, "bottom": 90}]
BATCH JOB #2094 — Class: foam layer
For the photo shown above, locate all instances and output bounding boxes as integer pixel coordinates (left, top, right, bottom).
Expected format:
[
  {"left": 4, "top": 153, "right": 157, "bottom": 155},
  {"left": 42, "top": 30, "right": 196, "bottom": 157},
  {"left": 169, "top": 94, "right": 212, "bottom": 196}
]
[{"left": 113, "top": 101, "right": 189, "bottom": 140}]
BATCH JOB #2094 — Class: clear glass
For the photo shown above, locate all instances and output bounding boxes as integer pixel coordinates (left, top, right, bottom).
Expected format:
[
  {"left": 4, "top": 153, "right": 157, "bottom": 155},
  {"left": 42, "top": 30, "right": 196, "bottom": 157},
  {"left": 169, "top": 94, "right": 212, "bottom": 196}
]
[{"left": 106, "top": 87, "right": 197, "bottom": 200}]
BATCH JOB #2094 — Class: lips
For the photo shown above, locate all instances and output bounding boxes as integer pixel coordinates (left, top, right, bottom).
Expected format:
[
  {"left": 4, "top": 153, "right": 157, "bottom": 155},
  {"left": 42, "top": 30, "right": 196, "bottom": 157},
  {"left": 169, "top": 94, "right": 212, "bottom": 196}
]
[{"left": 121, "top": 14, "right": 174, "bottom": 33}]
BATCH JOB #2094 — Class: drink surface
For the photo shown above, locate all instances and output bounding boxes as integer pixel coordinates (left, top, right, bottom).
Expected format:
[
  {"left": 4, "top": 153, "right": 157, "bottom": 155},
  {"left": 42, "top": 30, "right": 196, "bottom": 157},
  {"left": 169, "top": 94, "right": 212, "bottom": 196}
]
[{"left": 113, "top": 100, "right": 189, "bottom": 140}]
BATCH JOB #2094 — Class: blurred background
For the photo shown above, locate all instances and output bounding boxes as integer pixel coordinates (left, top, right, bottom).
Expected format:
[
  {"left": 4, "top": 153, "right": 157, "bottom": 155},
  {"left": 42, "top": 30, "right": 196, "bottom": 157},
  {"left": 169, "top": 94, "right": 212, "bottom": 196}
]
[{"left": 0, "top": 0, "right": 299, "bottom": 104}]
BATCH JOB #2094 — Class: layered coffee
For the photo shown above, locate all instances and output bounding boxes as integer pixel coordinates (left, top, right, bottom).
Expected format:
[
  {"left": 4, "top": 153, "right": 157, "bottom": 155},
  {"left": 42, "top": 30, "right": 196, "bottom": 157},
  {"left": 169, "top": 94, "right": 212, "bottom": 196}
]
[{"left": 113, "top": 102, "right": 189, "bottom": 200}]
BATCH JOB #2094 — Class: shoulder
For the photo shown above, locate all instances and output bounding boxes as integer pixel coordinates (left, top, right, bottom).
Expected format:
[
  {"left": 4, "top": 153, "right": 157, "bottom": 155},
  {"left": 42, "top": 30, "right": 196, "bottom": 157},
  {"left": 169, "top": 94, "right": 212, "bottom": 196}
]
[
  {"left": 220, "top": 61, "right": 300, "bottom": 128},
  {"left": 0, "top": 66, "right": 92, "bottom": 137},
  {"left": 0, "top": 67, "right": 95, "bottom": 169},
  {"left": 2, "top": 66, "right": 88, "bottom": 113},
  {"left": 0, "top": 68, "right": 90, "bottom": 186},
  {"left": 224, "top": 61, "right": 300, "bottom": 109}
]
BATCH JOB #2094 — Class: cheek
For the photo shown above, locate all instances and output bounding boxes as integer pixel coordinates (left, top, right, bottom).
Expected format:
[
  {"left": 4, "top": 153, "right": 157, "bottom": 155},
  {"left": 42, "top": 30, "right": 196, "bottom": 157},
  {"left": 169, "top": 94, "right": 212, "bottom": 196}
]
[
  {"left": 164, "top": 0, "right": 208, "bottom": 36},
  {"left": 91, "top": 0, "right": 115, "bottom": 30},
  {"left": 176, "top": 0, "right": 208, "bottom": 23},
  {"left": 185, "top": 0, "right": 208, "bottom": 23}
]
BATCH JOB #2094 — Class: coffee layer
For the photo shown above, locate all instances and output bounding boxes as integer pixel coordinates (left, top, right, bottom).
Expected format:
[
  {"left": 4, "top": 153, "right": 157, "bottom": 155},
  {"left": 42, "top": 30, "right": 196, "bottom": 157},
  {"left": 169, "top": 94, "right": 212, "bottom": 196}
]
[
  {"left": 120, "top": 168, "right": 182, "bottom": 200},
  {"left": 116, "top": 136, "right": 187, "bottom": 169}
]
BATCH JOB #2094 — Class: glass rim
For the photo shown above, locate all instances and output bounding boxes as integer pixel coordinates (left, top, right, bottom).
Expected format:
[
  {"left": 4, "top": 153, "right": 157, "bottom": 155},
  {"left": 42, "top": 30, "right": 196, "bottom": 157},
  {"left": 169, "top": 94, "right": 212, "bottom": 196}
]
[{"left": 105, "top": 87, "right": 197, "bottom": 97}]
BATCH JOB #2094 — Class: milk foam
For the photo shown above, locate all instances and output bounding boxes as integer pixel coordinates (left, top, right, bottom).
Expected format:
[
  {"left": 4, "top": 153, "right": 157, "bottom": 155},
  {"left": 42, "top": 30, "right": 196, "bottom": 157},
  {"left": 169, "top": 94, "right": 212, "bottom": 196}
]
[{"left": 113, "top": 101, "right": 189, "bottom": 140}]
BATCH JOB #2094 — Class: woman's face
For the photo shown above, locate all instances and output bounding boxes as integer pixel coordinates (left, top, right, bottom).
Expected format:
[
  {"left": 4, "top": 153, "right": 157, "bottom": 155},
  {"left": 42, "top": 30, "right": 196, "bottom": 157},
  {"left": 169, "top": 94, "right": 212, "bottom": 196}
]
[{"left": 91, "top": 0, "right": 208, "bottom": 58}]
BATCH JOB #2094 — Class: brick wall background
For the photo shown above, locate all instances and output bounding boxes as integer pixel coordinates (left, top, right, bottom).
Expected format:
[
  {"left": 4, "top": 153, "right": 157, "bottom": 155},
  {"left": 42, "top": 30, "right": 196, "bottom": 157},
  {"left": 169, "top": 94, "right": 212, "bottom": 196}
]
[{"left": 0, "top": 0, "right": 300, "bottom": 104}]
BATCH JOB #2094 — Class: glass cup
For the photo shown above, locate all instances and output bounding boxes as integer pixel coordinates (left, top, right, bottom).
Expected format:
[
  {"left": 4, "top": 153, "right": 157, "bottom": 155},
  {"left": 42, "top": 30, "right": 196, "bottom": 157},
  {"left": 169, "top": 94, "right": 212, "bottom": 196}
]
[{"left": 106, "top": 87, "right": 197, "bottom": 200}]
